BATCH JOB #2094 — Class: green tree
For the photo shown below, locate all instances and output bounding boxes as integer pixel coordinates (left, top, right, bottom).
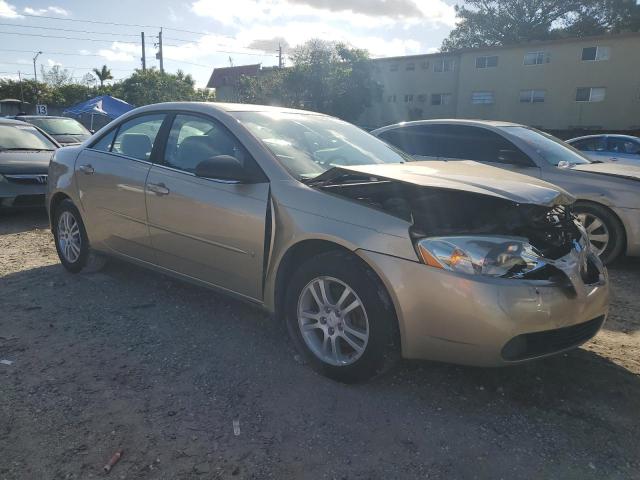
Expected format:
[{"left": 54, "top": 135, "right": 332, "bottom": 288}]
[
  {"left": 92, "top": 65, "right": 113, "bottom": 87},
  {"left": 111, "top": 68, "right": 214, "bottom": 107},
  {"left": 441, "top": 0, "right": 640, "bottom": 50},
  {"left": 236, "top": 40, "right": 380, "bottom": 122},
  {"left": 40, "top": 65, "right": 73, "bottom": 88}
]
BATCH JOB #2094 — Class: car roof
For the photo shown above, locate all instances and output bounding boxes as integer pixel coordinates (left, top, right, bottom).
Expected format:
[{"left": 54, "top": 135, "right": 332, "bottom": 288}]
[
  {"left": 131, "top": 101, "right": 327, "bottom": 117},
  {"left": 568, "top": 134, "right": 639, "bottom": 142},
  {"left": 371, "top": 118, "right": 523, "bottom": 134},
  {"left": 0, "top": 118, "right": 33, "bottom": 126}
]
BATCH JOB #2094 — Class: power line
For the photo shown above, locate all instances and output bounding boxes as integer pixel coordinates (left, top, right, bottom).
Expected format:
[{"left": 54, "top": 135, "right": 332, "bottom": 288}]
[
  {"left": 0, "top": 30, "right": 139, "bottom": 45},
  {"left": 21, "top": 13, "right": 158, "bottom": 29},
  {"left": 0, "top": 22, "right": 140, "bottom": 37},
  {"left": 0, "top": 61, "right": 133, "bottom": 71}
]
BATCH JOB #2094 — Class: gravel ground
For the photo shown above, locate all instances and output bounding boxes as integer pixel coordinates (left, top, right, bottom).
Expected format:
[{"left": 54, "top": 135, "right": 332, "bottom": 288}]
[{"left": 1, "top": 209, "right": 639, "bottom": 480}]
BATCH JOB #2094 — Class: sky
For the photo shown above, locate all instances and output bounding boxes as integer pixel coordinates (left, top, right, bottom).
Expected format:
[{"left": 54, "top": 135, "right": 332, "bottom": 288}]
[{"left": 0, "top": 0, "right": 460, "bottom": 87}]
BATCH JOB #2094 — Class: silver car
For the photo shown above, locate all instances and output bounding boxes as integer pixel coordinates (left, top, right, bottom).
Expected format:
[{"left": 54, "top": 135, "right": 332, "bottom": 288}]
[
  {"left": 567, "top": 134, "right": 640, "bottom": 164},
  {"left": 47, "top": 103, "right": 609, "bottom": 382},
  {"left": 372, "top": 120, "right": 640, "bottom": 264}
]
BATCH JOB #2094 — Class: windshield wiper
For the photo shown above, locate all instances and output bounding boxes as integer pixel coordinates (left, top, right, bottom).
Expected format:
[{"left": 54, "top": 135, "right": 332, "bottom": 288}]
[{"left": 0, "top": 147, "right": 54, "bottom": 151}]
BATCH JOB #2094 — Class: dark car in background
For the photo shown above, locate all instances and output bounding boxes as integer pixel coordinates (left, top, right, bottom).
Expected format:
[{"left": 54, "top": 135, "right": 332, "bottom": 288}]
[
  {"left": 14, "top": 115, "right": 91, "bottom": 146},
  {"left": 567, "top": 134, "right": 640, "bottom": 164},
  {"left": 0, "top": 119, "right": 59, "bottom": 209}
]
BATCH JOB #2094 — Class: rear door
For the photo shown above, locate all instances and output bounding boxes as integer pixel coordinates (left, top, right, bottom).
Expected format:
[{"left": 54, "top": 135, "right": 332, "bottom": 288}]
[
  {"left": 145, "top": 113, "right": 269, "bottom": 300},
  {"left": 75, "top": 113, "right": 166, "bottom": 261}
]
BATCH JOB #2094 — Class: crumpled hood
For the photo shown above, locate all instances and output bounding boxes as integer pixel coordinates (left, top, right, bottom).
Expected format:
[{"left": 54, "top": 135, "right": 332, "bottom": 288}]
[
  {"left": 332, "top": 160, "right": 575, "bottom": 207},
  {"left": 0, "top": 150, "right": 54, "bottom": 174},
  {"left": 572, "top": 162, "right": 640, "bottom": 181}
]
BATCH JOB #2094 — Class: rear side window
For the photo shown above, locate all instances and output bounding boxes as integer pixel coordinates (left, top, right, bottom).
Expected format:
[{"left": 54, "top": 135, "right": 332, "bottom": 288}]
[
  {"left": 377, "top": 127, "right": 442, "bottom": 157},
  {"left": 111, "top": 114, "right": 166, "bottom": 161},
  {"left": 608, "top": 138, "right": 640, "bottom": 155},
  {"left": 90, "top": 129, "right": 116, "bottom": 152},
  {"left": 572, "top": 137, "right": 606, "bottom": 152}
]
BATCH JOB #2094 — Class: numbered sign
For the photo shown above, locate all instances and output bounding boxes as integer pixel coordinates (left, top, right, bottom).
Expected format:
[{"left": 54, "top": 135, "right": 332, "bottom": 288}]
[{"left": 36, "top": 104, "right": 48, "bottom": 115}]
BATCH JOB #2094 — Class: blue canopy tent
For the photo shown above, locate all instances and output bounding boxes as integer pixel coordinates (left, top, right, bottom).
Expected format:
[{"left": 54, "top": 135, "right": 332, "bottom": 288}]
[{"left": 63, "top": 95, "right": 134, "bottom": 130}]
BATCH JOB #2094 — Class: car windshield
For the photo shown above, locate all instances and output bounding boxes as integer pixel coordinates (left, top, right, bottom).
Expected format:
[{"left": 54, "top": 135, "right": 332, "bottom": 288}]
[
  {"left": 27, "top": 118, "right": 90, "bottom": 136},
  {"left": 501, "top": 126, "right": 591, "bottom": 166},
  {"left": 0, "top": 124, "right": 57, "bottom": 150},
  {"left": 232, "top": 111, "right": 410, "bottom": 179}
]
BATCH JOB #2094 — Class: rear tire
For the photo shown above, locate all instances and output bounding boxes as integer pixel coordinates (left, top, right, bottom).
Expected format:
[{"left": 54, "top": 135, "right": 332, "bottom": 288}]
[
  {"left": 285, "top": 251, "right": 398, "bottom": 383},
  {"left": 574, "top": 202, "right": 625, "bottom": 265},
  {"left": 52, "top": 199, "right": 106, "bottom": 273}
]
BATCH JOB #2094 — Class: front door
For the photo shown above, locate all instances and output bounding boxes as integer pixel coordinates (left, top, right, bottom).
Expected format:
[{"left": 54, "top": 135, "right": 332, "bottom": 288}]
[
  {"left": 145, "top": 113, "right": 269, "bottom": 300},
  {"left": 75, "top": 113, "right": 166, "bottom": 261}
]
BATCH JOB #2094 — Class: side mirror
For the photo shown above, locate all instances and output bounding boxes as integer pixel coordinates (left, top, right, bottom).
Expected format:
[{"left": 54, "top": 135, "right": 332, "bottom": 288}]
[
  {"left": 497, "top": 149, "right": 532, "bottom": 167},
  {"left": 89, "top": 129, "right": 95, "bottom": 134},
  {"left": 195, "top": 155, "right": 253, "bottom": 183}
]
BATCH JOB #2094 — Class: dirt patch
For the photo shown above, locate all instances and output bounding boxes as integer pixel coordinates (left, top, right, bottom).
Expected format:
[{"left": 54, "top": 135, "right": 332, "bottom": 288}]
[{"left": 1, "top": 210, "right": 639, "bottom": 479}]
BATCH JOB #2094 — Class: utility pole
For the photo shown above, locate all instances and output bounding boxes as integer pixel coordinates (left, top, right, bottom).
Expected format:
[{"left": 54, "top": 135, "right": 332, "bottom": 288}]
[
  {"left": 278, "top": 43, "right": 283, "bottom": 68},
  {"left": 33, "top": 50, "right": 42, "bottom": 105},
  {"left": 156, "top": 28, "right": 164, "bottom": 73},
  {"left": 141, "top": 32, "right": 146, "bottom": 71},
  {"left": 17, "top": 71, "right": 24, "bottom": 111}
]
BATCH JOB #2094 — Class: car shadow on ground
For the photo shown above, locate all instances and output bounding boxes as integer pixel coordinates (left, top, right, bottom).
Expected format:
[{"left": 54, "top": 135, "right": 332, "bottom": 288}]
[{"left": 0, "top": 208, "right": 48, "bottom": 234}]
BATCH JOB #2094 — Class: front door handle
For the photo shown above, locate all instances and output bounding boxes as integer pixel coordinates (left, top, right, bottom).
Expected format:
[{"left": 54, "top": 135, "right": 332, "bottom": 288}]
[
  {"left": 78, "top": 164, "right": 94, "bottom": 175},
  {"left": 147, "top": 182, "right": 170, "bottom": 196}
]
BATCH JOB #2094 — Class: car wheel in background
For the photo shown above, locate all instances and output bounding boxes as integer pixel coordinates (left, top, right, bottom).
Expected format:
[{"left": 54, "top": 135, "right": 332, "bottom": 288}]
[
  {"left": 53, "top": 199, "right": 106, "bottom": 273},
  {"left": 285, "top": 251, "right": 398, "bottom": 383},
  {"left": 574, "top": 202, "right": 625, "bottom": 265}
]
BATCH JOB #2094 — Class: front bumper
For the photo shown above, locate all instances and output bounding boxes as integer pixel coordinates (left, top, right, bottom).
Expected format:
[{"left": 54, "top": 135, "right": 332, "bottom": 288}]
[
  {"left": 0, "top": 176, "right": 47, "bottom": 208},
  {"left": 357, "top": 249, "right": 609, "bottom": 366}
]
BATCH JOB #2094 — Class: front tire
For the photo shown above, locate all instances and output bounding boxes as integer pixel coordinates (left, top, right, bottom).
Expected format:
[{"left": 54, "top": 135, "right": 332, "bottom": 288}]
[
  {"left": 574, "top": 202, "right": 625, "bottom": 265},
  {"left": 52, "top": 199, "right": 106, "bottom": 273},
  {"left": 285, "top": 251, "right": 398, "bottom": 383}
]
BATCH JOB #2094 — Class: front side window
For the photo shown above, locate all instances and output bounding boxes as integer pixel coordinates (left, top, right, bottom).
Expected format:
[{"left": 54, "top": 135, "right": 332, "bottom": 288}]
[
  {"left": 582, "top": 46, "right": 610, "bottom": 61},
  {"left": 163, "top": 114, "right": 250, "bottom": 174},
  {"left": 472, "top": 91, "right": 495, "bottom": 104},
  {"left": 0, "top": 124, "right": 57, "bottom": 151},
  {"left": 576, "top": 87, "right": 606, "bottom": 102},
  {"left": 90, "top": 129, "right": 117, "bottom": 152},
  {"left": 233, "top": 111, "right": 410, "bottom": 180},
  {"left": 520, "top": 89, "right": 546, "bottom": 103},
  {"left": 112, "top": 114, "right": 166, "bottom": 161},
  {"left": 501, "top": 126, "right": 590, "bottom": 166},
  {"left": 609, "top": 138, "right": 640, "bottom": 155},
  {"left": 476, "top": 55, "right": 498, "bottom": 68}
]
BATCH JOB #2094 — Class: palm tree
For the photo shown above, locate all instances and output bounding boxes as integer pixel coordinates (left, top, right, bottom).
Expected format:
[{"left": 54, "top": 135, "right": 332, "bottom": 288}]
[{"left": 92, "top": 65, "right": 113, "bottom": 87}]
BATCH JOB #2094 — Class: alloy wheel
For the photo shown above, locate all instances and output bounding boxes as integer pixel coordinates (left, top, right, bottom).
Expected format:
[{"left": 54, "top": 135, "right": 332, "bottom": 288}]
[
  {"left": 297, "top": 276, "right": 370, "bottom": 366},
  {"left": 576, "top": 212, "right": 610, "bottom": 256},
  {"left": 57, "top": 211, "right": 82, "bottom": 264}
]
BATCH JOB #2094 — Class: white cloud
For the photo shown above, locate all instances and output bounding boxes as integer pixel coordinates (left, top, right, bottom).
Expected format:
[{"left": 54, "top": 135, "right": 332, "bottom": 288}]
[
  {"left": 79, "top": 49, "right": 91, "bottom": 55},
  {"left": 0, "top": 0, "right": 20, "bottom": 18},
  {"left": 24, "top": 5, "right": 70, "bottom": 16},
  {"left": 97, "top": 42, "right": 139, "bottom": 62},
  {"left": 191, "top": 0, "right": 455, "bottom": 28},
  {"left": 46, "top": 58, "right": 62, "bottom": 67}
]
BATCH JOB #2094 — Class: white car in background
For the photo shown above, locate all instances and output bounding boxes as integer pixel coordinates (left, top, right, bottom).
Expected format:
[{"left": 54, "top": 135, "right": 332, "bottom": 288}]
[{"left": 567, "top": 134, "right": 640, "bottom": 164}]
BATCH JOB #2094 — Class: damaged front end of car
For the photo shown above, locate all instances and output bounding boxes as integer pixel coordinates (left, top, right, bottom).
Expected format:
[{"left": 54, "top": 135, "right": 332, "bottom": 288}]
[{"left": 309, "top": 163, "right": 606, "bottom": 293}]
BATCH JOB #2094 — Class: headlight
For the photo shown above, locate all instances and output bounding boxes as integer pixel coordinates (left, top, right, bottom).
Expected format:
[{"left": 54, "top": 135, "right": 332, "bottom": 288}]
[{"left": 415, "top": 236, "right": 546, "bottom": 278}]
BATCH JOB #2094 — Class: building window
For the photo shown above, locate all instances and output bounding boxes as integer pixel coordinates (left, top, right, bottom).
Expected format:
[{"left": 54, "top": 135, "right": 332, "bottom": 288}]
[
  {"left": 472, "top": 91, "right": 494, "bottom": 104},
  {"left": 404, "top": 94, "right": 414, "bottom": 103},
  {"left": 431, "top": 93, "right": 452, "bottom": 106},
  {"left": 421, "top": 60, "right": 430, "bottom": 70},
  {"left": 520, "top": 89, "right": 546, "bottom": 103},
  {"left": 524, "top": 51, "right": 549, "bottom": 65},
  {"left": 475, "top": 55, "right": 498, "bottom": 68},
  {"left": 433, "top": 58, "right": 454, "bottom": 72},
  {"left": 576, "top": 87, "right": 606, "bottom": 102},
  {"left": 582, "top": 46, "right": 610, "bottom": 61},
  {"left": 406, "top": 62, "right": 415, "bottom": 71},
  {"left": 417, "top": 94, "right": 426, "bottom": 103},
  {"left": 390, "top": 63, "right": 399, "bottom": 71},
  {"left": 387, "top": 94, "right": 397, "bottom": 103}
]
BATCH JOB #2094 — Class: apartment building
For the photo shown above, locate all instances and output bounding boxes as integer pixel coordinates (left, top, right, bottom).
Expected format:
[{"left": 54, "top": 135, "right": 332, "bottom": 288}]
[{"left": 360, "top": 33, "right": 640, "bottom": 132}]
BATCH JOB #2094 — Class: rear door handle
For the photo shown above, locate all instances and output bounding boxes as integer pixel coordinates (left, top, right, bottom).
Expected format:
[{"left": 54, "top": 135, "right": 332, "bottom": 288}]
[
  {"left": 78, "top": 164, "right": 94, "bottom": 175},
  {"left": 147, "top": 182, "right": 170, "bottom": 196}
]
